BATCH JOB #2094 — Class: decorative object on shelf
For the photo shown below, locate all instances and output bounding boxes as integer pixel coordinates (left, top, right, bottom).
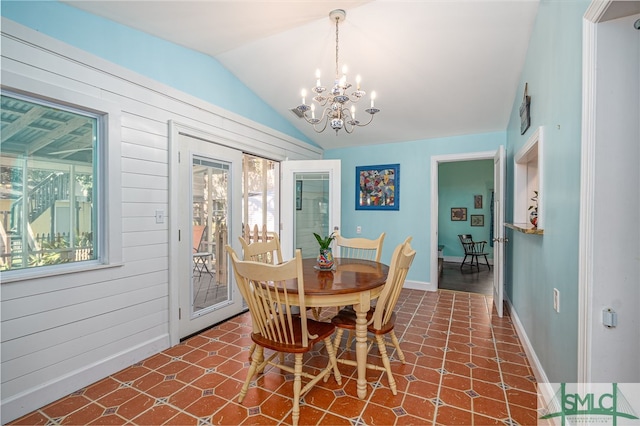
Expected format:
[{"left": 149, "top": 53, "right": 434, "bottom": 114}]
[
  {"left": 451, "top": 207, "right": 467, "bottom": 221},
  {"left": 471, "top": 214, "right": 484, "bottom": 227},
  {"left": 313, "top": 232, "right": 335, "bottom": 270},
  {"left": 356, "top": 164, "right": 399, "bottom": 210},
  {"left": 293, "top": 9, "right": 379, "bottom": 134},
  {"left": 296, "top": 180, "right": 303, "bottom": 210},
  {"left": 474, "top": 194, "right": 483, "bottom": 209},
  {"left": 529, "top": 190, "right": 539, "bottom": 227},
  {"left": 520, "top": 83, "right": 531, "bottom": 135}
]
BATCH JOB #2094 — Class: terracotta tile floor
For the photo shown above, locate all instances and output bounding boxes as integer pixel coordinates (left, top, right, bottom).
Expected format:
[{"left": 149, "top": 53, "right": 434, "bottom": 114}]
[{"left": 10, "top": 289, "right": 541, "bottom": 425}]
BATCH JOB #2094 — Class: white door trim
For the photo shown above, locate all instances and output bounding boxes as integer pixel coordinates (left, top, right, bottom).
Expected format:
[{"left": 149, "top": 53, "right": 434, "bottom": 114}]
[
  {"left": 577, "top": 3, "right": 602, "bottom": 386},
  {"left": 430, "top": 150, "right": 498, "bottom": 292}
]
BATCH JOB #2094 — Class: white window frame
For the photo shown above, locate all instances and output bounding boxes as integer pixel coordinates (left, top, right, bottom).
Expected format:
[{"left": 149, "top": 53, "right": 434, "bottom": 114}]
[{"left": 0, "top": 72, "right": 122, "bottom": 282}]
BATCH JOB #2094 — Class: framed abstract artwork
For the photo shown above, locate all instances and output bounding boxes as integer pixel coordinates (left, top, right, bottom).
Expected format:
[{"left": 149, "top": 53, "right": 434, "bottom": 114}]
[
  {"left": 451, "top": 207, "right": 467, "bottom": 221},
  {"left": 356, "top": 164, "right": 399, "bottom": 210}
]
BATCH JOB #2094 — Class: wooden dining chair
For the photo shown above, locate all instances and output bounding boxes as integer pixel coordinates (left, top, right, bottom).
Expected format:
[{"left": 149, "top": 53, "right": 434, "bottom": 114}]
[
  {"left": 331, "top": 238, "right": 416, "bottom": 395},
  {"left": 329, "top": 230, "right": 386, "bottom": 325},
  {"left": 238, "top": 231, "right": 283, "bottom": 265},
  {"left": 226, "top": 246, "right": 342, "bottom": 426},
  {"left": 334, "top": 231, "right": 386, "bottom": 261},
  {"left": 238, "top": 232, "right": 287, "bottom": 360}
]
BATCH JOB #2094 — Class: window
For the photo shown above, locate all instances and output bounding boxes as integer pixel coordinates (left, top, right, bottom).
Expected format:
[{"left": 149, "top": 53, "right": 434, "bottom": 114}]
[
  {"left": 0, "top": 93, "right": 99, "bottom": 271},
  {"left": 242, "top": 154, "right": 279, "bottom": 236}
]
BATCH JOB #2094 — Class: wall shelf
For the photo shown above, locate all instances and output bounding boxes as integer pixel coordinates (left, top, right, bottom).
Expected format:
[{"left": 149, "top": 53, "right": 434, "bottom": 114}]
[
  {"left": 505, "top": 223, "right": 544, "bottom": 235},
  {"left": 514, "top": 126, "right": 543, "bottom": 229}
]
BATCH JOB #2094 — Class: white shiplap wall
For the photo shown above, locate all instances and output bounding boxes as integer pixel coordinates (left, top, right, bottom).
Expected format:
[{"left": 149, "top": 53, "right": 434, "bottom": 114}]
[{"left": 0, "top": 18, "right": 321, "bottom": 423}]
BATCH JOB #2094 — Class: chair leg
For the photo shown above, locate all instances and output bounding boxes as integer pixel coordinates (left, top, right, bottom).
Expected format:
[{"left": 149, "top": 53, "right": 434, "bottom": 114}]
[
  {"left": 484, "top": 255, "right": 491, "bottom": 270},
  {"left": 323, "top": 336, "right": 342, "bottom": 385},
  {"left": 389, "top": 331, "right": 405, "bottom": 364},
  {"left": 292, "top": 353, "right": 303, "bottom": 426},
  {"left": 239, "top": 345, "right": 263, "bottom": 403},
  {"left": 460, "top": 254, "right": 468, "bottom": 270},
  {"left": 375, "top": 334, "right": 397, "bottom": 395},
  {"left": 333, "top": 328, "right": 345, "bottom": 352}
]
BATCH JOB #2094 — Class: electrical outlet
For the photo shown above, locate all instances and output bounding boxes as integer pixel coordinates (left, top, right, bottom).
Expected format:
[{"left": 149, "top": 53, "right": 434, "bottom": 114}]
[
  {"left": 356, "top": 226, "right": 362, "bottom": 234},
  {"left": 553, "top": 288, "right": 560, "bottom": 313}
]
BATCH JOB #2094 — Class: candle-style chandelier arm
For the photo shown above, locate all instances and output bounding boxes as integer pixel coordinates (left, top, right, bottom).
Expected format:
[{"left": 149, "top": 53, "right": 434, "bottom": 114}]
[{"left": 292, "top": 9, "right": 380, "bottom": 135}]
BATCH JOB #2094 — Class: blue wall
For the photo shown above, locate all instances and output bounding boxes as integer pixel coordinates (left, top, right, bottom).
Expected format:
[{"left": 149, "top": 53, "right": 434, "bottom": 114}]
[
  {"left": 504, "top": 0, "right": 589, "bottom": 383},
  {"left": 325, "top": 132, "right": 504, "bottom": 284},
  {"left": 1, "top": 0, "right": 315, "bottom": 147},
  {"left": 438, "top": 160, "right": 494, "bottom": 259}
]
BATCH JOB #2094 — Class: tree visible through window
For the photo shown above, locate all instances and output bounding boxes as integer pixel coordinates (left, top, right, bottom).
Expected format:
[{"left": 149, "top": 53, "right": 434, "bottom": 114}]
[
  {"left": 242, "top": 155, "right": 278, "bottom": 237},
  {"left": 0, "top": 93, "right": 99, "bottom": 271}
]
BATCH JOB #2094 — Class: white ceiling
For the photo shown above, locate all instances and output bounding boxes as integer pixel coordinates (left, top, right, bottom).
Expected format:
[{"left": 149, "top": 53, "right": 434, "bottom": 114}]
[{"left": 63, "top": 0, "right": 540, "bottom": 150}]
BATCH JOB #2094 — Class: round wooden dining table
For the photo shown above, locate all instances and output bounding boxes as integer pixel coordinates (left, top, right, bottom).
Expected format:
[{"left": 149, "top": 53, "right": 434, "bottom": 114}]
[{"left": 292, "top": 257, "right": 389, "bottom": 399}]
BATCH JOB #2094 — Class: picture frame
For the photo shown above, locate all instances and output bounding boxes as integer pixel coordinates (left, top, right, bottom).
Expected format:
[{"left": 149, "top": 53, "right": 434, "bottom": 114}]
[
  {"left": 471, "top": 214, "right": 484, "bottom": 227},
  {"left": 520, "top": 82, "right": 531, "bottom": 135},
  {"left": 295, "top": 180, "right": 302, "bottom": 210},
  {"left": 355, "top": 163, "right": 400, "bottom": 210},
  {"left": 451, "top": 207, "right": 467, "bottom": 221},
  {"left": 474, "top": 194, "right": 483, "bottom": 209}
]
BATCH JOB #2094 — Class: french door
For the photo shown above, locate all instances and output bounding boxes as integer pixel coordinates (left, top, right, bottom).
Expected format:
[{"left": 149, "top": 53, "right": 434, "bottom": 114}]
[
  {"left": 281, "top": 160, "right": 341, "bottom": 260},
  {"left": 177, "top": 133, "right": 243, "bottom": 338}
]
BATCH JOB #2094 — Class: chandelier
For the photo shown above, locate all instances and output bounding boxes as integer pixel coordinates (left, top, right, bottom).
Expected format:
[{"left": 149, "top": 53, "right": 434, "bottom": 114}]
[{"left": 294, "top": 9, "right": 379, "bottom": 134}]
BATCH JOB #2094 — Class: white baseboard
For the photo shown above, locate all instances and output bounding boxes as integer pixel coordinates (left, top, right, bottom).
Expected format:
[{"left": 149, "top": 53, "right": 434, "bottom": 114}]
[
  {"left": 504, "top": 297, "right": 555, "bottom": 423},
  {"left": 404, "top": 279, "right": 437, "bottom": 292},
  {"left": 1, "top": 335, "right": 170, "bottom": 424}
]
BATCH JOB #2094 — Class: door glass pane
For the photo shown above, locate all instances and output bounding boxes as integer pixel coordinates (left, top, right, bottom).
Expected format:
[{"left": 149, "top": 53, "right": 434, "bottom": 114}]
[
  {"left": 242, "top": 155, "right": 278, "bottom": 237},
  {"left": 192, "top": 156, "right": 229, "bottom": 315},
  {"left": 293, "top": 172, "right": 330, "bottom": 259}
]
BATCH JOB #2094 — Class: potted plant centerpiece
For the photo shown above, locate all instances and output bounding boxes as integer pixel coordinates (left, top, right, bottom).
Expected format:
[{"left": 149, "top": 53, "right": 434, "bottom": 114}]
[{"left": 313, "top": 232, "right": 335, "bottom": 270}]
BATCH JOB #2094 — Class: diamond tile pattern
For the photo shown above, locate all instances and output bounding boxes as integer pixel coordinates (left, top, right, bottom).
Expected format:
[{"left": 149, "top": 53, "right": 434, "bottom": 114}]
[{"left": 8, "top": 290, "right": 541, "bottom": 425}]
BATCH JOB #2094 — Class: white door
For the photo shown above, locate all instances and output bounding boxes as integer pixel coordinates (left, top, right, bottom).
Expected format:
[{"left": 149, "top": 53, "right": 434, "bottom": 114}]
[
  {"left": 281, "top": 160, "right": 341, "bottom": 260},
  {"left": 177, "top": 134, "right": 243, "bottom": 338},
  {"left": 493, "top": 145, "right": 506, "bottom": 317}
]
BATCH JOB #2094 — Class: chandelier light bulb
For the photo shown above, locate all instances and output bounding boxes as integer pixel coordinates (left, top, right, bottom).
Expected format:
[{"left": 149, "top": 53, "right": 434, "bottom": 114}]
[
  {"left": 315, "top": 69, "right": 321, "bottom": 87},
  {"left": 356, "top": 75, "right": 361, "bottom": 90},
  {"left": 311, "top": 103, "right": 316, "bottom": 119},
  {"left": 351, "top": 105, "right": 356, "bottom": 120},
  {"left": 370, "top": 91, "right": 376, "bottom": 108},
  {"left": 301, "top": 89, "right": 307, "bottom": 105}
]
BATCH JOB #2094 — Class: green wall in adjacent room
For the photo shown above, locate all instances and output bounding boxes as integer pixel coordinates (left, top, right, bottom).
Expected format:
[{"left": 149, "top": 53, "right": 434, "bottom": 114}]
[{"left": 438, "top": 160, "right": 494, "bottom": 259}]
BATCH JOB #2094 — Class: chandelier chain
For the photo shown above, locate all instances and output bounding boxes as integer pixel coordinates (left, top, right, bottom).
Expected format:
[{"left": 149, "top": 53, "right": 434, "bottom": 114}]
[{"left": 335, "top": 15, "right": 339, "bottom": 79}]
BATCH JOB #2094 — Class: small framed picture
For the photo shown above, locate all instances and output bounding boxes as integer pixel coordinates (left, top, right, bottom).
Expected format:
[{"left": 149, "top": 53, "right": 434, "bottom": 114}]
[
  {"left": 474, "top": 195, "right": 483, "bottom": 209},
  {"left": 451, "top": 207, "right": 467, "bottom": 221},
  {"left": 296, "top": 180, "right": 302, "bottom": 210},
  {"left": 471, "top": 214, "right": 484, "bottom": 226}
]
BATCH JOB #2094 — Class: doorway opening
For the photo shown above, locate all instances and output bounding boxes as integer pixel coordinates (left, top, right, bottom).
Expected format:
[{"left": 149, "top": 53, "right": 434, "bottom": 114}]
[
  {"left": 429, "top": 151, "right": 497, "bottom": 292},
  {"left": 436, "top": 158, "right": 494, "bottom": 295}
]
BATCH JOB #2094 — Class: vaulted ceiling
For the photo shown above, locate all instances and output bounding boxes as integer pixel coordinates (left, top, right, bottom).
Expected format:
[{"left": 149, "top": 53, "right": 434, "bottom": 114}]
[{"left": 63, "top": 0, "right": 540, "bottom": 150}]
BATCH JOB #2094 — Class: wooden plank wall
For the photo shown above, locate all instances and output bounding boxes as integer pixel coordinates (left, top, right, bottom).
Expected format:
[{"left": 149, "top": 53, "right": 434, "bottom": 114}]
[{"left": 0, "top": 18, "right": 321, "bottom": 423}]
